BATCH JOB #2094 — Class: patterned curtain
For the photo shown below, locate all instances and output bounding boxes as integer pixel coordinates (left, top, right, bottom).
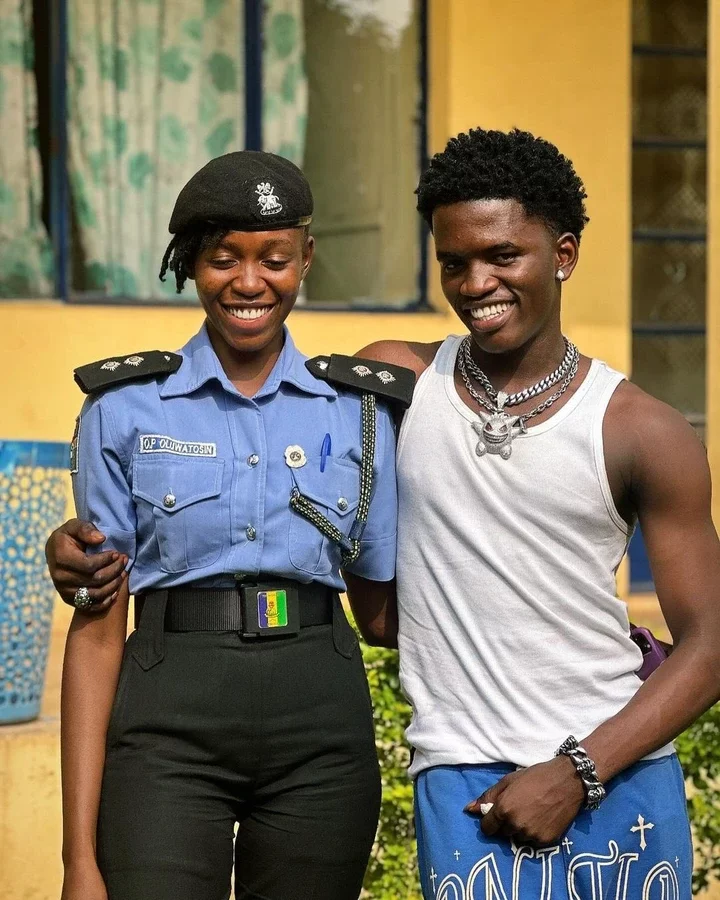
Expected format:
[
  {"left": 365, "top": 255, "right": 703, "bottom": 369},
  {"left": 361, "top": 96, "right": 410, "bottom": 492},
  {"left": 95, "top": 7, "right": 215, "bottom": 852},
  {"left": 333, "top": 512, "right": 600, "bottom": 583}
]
[
  {"left": 263, "top": 0, "right": 307, "bottom": 167},
  {"left": 67, "top": 0, "right": 245, "bottom": 300},
  {"left": 0, "top": 0, "right": 52, "bottom": 297}
]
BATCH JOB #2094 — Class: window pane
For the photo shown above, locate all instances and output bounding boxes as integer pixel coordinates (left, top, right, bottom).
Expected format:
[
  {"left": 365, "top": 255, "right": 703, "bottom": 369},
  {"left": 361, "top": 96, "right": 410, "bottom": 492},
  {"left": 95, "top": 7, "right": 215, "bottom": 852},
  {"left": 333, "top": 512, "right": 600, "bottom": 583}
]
[
  {"left": 301, "top": 0, "right": 422, "bottom": 307},
  {"left": 633, "top": 0, "right": 706, "bottom": 47},
  {"left": 633, "top": 241, "right": 705, "bottom": 325},
  {"left": 0, "top": 0, "right": 52, "bottom": 297},
  {"left": 631, "top": 0, "right": 707, "bottom": 436},
  {"left": 633, "top": 56, "right": 706, "bottom": 140},
  {"left": 632, "top": 334, "right": 705, "bottom": 418},
  {"left": 632, "top": 148, "right": 706, "bottom": 233}
]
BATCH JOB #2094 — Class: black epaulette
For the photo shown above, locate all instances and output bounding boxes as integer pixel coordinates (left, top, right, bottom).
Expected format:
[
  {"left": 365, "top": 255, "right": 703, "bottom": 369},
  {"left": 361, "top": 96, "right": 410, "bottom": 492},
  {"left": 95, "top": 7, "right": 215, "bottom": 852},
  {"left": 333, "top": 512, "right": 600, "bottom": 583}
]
[
  {"left": 74, "top": 351, "right": 183, "bottom": 395},
  {"left": 306, "top": 354, "right": 415, "bottom": 409}
]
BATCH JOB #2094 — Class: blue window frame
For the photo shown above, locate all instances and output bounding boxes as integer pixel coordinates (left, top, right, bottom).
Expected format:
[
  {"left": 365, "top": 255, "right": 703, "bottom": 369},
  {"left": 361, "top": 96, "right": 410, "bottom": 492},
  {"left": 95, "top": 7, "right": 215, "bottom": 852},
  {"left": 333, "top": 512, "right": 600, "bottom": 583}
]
[{"left": 44, "top": 0, "right": 428, "bottom": 309}]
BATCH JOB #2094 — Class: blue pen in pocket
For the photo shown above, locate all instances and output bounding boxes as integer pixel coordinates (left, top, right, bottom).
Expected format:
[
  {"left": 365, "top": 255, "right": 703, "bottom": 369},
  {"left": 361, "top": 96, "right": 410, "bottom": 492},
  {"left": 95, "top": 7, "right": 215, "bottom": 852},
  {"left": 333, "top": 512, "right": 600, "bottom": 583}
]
[{"left": 320, "top": 433, "right": 332, "bottom": 472}]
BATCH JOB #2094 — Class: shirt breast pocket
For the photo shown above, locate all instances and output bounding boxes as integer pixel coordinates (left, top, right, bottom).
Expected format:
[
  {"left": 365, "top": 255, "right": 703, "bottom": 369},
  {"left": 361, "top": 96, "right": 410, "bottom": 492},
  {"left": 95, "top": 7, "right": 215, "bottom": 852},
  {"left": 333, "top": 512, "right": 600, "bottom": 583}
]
[
  {"left": 288, "top": 457, "right": 360, "bottom": 576},
  {"left": 132, "top": 456, "right": 225, "bottom": 574}
]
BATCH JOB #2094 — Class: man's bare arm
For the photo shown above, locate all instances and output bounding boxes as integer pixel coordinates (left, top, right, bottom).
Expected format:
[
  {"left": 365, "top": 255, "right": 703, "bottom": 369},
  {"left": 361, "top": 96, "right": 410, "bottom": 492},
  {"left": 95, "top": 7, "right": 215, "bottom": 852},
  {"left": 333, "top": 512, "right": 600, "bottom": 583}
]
[
  {"left": 475, "top": 385, "right": 720, "bottom": 845},
  {"left": 582, "top": 385, "right": 720, "bottom": 780},
  {"left": 343, "top": 572, "right": 398, "bottom": 649},
  {"left": 355, "top": 339, "right": 441, "bottom": 380}
]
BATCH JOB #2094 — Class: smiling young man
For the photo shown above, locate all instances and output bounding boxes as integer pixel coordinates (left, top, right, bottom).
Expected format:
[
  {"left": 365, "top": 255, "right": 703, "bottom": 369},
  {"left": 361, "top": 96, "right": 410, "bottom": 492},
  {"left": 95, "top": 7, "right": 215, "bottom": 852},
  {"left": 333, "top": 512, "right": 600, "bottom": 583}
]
[{"left": 356, "top": 128, "right": 720, "bottom": 898}]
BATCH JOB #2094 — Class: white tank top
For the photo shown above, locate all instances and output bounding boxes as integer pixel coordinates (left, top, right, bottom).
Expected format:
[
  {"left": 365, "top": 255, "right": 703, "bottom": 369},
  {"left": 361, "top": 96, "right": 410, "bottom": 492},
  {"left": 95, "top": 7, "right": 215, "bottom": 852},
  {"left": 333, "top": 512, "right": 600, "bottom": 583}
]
[{"left": 396, "top": 335, "right": 673, "bottom": 776}]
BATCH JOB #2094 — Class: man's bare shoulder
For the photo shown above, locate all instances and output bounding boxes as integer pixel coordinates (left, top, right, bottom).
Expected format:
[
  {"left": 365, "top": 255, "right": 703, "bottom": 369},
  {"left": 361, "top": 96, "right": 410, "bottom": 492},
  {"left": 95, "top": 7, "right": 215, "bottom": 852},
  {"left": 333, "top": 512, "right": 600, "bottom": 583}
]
[
  {"left": 606, "top": 379, "right": 706, "bottom": 473},
  {"left": 355, "top": 340, "right": 443, "bottom": 379}
]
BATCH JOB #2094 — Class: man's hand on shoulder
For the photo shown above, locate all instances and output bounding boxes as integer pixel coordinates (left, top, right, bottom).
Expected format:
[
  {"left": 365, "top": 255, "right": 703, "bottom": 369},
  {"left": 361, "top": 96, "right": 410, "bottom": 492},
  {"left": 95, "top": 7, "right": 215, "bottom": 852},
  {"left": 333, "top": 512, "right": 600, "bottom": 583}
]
[
  {"left": 356, "top": 340, "right": 442, "bottom": 381},
  {"left": 46, "top": 519, "right": 128, "bottom": 614}
]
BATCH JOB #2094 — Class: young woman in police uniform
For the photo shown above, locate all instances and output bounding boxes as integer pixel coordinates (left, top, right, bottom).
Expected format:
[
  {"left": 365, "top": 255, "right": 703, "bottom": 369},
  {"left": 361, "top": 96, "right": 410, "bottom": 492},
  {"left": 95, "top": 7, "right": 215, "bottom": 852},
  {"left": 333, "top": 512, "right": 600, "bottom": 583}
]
[{"left": 57, "top": 152, "right": 410, "bottom": 900}]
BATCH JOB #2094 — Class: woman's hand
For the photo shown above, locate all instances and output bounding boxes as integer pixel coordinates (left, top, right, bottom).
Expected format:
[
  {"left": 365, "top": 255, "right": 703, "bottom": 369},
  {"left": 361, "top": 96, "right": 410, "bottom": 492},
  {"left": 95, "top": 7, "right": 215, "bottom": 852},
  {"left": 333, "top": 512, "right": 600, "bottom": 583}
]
[
  {"left": 465, "top": 756, "right": 585, "bottom": 846},
  {"left": 45, "top": 519, "right": 127, "bottom": 613},
  {"left": 61, "top": 859, "right": 108, "bottom": 900}
]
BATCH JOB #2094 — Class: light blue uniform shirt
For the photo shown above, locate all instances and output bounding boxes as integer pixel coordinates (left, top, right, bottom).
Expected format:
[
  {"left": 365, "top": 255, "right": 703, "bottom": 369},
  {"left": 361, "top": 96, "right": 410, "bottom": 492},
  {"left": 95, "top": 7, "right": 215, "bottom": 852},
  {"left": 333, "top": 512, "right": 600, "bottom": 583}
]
[{"left": 72, "top": 324, "right": 398, "bottom": 594}]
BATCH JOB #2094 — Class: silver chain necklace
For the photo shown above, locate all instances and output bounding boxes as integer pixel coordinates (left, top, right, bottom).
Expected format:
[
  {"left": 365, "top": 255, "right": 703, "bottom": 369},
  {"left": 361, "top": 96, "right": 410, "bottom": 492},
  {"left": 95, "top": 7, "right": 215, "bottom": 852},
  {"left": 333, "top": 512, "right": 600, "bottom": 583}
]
[
  {"left": 457, "top": 336, "right": 580, "bottom": 460},
  {"left": 461, "top": 335, "right": 576, "bottom": 406}
]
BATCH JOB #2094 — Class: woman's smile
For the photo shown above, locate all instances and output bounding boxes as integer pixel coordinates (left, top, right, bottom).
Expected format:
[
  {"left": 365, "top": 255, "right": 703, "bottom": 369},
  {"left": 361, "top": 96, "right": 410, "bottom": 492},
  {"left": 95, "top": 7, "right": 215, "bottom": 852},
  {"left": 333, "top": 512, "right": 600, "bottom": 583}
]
[{"left": 220, "top": 303, "right": 277, "bottom": 332}]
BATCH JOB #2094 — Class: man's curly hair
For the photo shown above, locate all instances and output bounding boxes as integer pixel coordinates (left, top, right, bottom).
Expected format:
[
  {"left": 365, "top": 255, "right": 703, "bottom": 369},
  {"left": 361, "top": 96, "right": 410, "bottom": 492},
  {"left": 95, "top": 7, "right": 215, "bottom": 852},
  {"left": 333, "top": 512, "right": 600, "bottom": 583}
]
[{"left": 416, "top": 128, "right": 589, "bottom": 241}]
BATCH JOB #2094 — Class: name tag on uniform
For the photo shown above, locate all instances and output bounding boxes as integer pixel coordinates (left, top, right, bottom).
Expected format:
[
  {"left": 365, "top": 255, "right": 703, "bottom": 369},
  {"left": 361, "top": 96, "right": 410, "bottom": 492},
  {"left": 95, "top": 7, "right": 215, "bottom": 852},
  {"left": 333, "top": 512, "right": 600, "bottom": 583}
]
[{"left": 139, "top": 434, "right": 217, "bottom": 457}]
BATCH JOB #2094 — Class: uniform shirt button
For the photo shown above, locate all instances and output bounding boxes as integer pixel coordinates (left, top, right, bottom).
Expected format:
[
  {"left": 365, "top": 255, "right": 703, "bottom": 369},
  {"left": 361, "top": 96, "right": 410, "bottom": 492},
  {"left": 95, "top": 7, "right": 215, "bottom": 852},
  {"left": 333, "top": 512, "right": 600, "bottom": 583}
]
[
  {"left": 247, "top": 454, "right": 259, "bottom": 467},
  {"left": 337, "top": 497, "right": 349, "bottom": 511},
  {"left": 163, "top": 493, "right": 176, "bottom": 509},
  {"left": 246, "top": 525, "right": 257, "bottom": 541}
]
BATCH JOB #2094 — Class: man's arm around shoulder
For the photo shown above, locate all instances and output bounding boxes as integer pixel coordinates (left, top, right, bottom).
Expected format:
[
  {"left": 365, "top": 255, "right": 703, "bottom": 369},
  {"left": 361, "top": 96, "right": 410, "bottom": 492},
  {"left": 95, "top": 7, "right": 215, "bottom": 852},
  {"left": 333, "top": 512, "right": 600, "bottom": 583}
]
[
  {"left": 343, "top": 572, "right": 398, "bottom": 649},
  {"left": 356, "top": 340, "right": 442, "bottom": 380}
]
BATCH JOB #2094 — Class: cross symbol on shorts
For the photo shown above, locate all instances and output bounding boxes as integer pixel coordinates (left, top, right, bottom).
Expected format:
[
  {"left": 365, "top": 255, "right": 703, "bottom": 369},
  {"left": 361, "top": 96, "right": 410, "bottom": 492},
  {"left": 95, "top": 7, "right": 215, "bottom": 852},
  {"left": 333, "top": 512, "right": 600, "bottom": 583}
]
[{"left": 630, "top": 814, "right": 655, "bottom": 851}]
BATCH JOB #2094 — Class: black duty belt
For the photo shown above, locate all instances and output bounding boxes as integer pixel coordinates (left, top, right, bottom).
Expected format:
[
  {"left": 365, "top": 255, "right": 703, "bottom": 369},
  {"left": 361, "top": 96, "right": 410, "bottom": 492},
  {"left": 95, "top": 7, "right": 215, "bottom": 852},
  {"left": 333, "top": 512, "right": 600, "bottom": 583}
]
[{"left": 135, "top": 579, "right": 335, "bottom": 639}]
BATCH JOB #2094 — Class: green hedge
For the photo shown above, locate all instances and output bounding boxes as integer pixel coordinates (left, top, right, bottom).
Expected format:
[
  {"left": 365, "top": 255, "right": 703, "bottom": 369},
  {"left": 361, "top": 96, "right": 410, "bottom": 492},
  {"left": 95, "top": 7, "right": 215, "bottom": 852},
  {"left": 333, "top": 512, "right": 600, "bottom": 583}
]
[
  {"left": 360, "top": 639, "right": 720, "bottom": 898},
  {"left": 361, "top": 642, "right": 420, "bottom": 899},
  {"left": 675, "top": 703, "right": 720, "bottom": 893}
]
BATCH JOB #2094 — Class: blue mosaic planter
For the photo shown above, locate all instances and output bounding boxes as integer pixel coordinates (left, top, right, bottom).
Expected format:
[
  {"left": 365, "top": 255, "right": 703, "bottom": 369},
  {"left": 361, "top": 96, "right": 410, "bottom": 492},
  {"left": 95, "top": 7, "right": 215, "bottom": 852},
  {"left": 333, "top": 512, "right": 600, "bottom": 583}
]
[{"left": 0, "top": 441, "right": 69, "bottom": 724}]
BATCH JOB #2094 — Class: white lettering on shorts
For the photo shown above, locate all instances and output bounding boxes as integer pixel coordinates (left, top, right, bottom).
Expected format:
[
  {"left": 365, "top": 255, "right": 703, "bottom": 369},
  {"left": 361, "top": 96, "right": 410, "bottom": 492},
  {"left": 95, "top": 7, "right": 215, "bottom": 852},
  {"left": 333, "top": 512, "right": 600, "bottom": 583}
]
[
  {"left": 139, "top": 435, "right": 217, "bottom": 457},
  {"left": 428, "top": 840, "right": 676, "bottom": 900}
]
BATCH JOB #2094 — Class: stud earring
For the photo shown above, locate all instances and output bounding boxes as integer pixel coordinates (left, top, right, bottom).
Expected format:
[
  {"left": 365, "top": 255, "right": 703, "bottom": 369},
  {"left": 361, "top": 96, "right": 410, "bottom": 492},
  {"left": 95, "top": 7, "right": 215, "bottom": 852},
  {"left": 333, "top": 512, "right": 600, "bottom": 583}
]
[{"left": 556, "top": 270, "right": 565, "bottom": 282}]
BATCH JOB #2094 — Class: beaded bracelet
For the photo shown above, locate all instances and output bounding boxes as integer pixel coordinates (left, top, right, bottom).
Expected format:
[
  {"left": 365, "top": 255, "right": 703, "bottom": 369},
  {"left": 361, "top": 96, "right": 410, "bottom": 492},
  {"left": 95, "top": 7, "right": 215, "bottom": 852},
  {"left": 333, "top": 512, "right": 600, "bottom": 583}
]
[{"left": 554, "top": 735, "right": 607, "bottom": 811}]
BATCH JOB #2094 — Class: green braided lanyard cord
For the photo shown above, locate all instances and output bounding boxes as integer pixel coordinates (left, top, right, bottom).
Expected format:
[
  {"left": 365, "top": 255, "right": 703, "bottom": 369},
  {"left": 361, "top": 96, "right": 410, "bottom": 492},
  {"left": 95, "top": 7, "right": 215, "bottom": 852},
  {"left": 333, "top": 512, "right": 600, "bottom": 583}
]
[{"left": 289, "top": 393, "right": 377, "bottom": 566}]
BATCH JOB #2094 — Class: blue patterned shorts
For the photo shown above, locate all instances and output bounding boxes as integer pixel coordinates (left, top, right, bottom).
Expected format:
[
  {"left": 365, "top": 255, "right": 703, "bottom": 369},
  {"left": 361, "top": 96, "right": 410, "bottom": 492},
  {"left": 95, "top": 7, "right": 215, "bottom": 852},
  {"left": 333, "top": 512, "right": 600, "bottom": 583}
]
[{"left": 415, "top": 755, "right": 692, "bottom": 899}]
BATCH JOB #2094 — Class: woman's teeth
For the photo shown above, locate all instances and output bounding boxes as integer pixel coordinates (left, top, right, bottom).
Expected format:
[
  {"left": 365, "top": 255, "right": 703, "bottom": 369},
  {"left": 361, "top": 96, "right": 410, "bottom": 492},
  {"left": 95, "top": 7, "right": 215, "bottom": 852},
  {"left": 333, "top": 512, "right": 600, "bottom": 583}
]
[
  {"left": 470, "top": 302, "right": 512, "bottom": 321},
  {"left": 227, "top": 306, "right": 272, "bottom": 320}
]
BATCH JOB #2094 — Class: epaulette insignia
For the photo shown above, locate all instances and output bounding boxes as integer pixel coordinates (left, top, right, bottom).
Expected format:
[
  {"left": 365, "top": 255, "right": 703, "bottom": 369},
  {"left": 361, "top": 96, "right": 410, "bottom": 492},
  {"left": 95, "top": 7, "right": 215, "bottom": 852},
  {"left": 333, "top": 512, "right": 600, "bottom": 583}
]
[
  {"left": 74, "top": 351, "right": 183, "bottom": 395},
  {"left": 306, "top": 354, "right": 415, "bottom": 409}
]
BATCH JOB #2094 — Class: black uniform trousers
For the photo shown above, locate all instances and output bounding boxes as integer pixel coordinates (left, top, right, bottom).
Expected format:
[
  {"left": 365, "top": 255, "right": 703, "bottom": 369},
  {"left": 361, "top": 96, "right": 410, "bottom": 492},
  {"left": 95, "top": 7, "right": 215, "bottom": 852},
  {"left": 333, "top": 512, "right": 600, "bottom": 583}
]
[{"left": 97, "top": 591, "right": 381, "bottom": 900}]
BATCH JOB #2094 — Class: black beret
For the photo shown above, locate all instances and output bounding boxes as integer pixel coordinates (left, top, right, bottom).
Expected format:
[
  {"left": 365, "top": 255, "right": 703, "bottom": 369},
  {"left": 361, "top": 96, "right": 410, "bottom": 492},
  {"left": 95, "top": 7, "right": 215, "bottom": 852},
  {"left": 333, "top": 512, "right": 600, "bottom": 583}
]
[{"left": 168, "top": 151, "right": 313, "bottom": 234}]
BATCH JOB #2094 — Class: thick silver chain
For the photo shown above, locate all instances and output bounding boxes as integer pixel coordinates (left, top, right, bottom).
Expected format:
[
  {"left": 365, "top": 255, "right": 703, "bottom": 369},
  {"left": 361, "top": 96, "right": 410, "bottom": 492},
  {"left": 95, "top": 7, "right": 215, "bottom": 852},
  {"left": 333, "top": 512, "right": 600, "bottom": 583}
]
[
  {"left": 461, "top": 335, "right": 577, "bottom": 406},
  {"left": 457, "top": 339, "right": 580, "bottom": 424}
]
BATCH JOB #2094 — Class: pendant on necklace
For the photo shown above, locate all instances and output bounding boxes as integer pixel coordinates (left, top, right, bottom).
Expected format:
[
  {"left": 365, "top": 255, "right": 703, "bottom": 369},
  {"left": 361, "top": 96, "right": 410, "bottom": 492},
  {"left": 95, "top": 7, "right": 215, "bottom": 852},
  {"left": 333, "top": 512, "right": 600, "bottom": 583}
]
[{"left": 472, "top": 409, "right": 526, "bottom": 460}]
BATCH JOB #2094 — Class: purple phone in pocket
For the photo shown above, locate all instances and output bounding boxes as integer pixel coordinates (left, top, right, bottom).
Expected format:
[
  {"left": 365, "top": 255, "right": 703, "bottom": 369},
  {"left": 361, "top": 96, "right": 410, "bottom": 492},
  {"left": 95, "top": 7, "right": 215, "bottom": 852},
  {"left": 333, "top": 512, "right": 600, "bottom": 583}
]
[{"left": 630, "top": 625, "right": 670, "bottom": 680}]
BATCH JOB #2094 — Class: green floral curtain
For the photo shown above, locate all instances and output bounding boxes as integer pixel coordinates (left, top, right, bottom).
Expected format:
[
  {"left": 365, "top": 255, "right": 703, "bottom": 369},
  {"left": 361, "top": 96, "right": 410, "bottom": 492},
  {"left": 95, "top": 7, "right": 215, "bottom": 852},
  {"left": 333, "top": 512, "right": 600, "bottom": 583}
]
[
  {"left": 0, "top": 0, "right": 52, "bottom": 297},
  {"left": 67, "top": 0, "right": 245, "bottom": 300},
  {"left": 263, "top": 0, "right": 307, "bottom": 167},
  {"left": 68, "top": 0, "right": 308, "bottom": 301}
]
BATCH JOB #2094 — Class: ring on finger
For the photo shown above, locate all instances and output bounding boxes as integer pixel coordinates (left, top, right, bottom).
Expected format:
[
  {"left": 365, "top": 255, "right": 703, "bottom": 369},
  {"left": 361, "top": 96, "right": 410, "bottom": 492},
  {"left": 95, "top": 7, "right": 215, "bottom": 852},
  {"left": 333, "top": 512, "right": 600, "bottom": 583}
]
[{"left": 72, "top": 587, "right": 93, "bottom": 610}]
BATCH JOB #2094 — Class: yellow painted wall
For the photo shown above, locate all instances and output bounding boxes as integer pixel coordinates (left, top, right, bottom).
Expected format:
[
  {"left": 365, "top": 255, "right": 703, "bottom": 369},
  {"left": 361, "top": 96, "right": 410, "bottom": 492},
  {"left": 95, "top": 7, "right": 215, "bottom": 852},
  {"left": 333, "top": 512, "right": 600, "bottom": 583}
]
[
  {"left": 0, "top": 3, "right": 634, "bottom": 897},
  {"left": 0, "top": 303, "right": 455, "bottom": 442}
]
